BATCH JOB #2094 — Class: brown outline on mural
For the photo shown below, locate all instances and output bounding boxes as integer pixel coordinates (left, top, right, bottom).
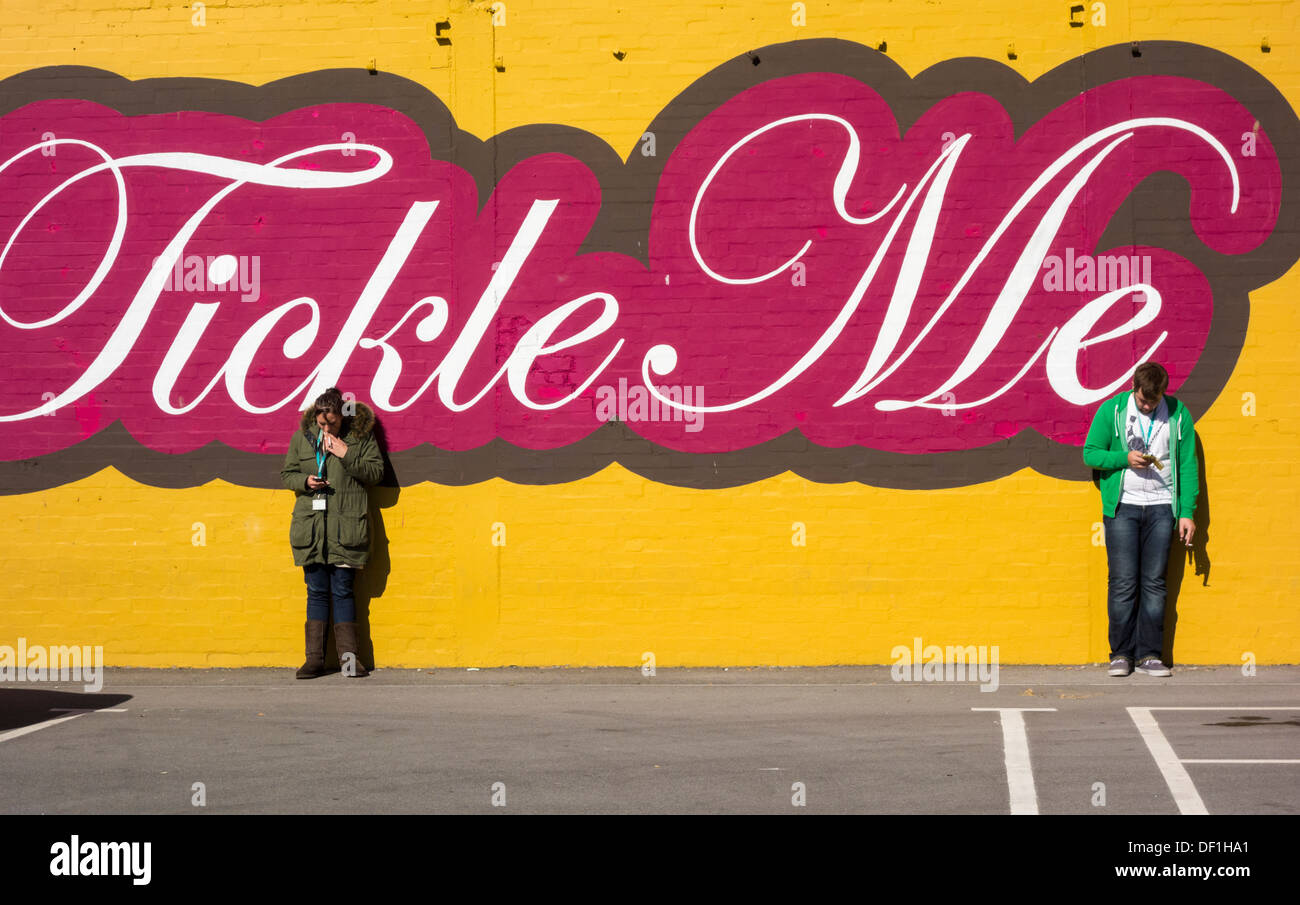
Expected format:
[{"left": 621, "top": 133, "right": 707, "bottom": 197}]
[{"left": 2, "top": 39, "right": 1298, "bottom": 492}]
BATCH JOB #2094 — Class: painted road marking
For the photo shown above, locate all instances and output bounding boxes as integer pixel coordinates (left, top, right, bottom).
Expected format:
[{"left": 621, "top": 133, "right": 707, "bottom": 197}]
[
  {"left": 0, "top": 708, "right": 126, "bottom": 745},
  {"left": 972, "top": 708, "right": 1057, "bottom": 814},
  {"left": 1181, "top": 759, "right": 1300, "bottom": 763},
  {"left": 1128, "top": 706, "right": 1300, "bottom": 815},
  {"left": 0, "top": 711, "right": 91, "bottom": 744}
]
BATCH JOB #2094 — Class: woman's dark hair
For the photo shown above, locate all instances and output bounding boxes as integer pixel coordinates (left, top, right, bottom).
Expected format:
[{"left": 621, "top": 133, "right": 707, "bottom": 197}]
[
  {"left": 313, "top": 387, "right": 345, "bottom": 415},
  {"left": 1132, "top": 362, "right": 1169, "bottom": 399}
]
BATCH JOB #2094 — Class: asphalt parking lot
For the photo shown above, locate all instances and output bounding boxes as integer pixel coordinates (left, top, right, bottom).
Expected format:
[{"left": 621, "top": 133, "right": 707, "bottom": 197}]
[{"left": 1, "top": 666, "right": 1296, "bottom": 815}]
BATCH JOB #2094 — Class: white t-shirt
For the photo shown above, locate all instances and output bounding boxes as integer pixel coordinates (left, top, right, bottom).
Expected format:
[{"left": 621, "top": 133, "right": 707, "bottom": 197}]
[{"left": 1120, "top": 395, "right": 1172, "bottom": 507}]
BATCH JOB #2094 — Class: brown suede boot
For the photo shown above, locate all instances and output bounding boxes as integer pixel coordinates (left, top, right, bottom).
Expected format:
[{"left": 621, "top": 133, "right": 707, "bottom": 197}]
[
  {"left": 334, "top": 622, "right": 369, "bottom": 677},
  {"left": 295, "top": 619, "right": 328, "bottom": 679}
]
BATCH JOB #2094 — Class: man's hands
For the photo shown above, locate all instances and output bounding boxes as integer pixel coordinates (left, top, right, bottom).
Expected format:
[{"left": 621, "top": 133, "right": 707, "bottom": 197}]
[
  {"left": 1126, "top": 450, "right": 1150, "bottom": 469},
  {"left": 1178, "top": 517, "right": 1195, "bottom": 547}
]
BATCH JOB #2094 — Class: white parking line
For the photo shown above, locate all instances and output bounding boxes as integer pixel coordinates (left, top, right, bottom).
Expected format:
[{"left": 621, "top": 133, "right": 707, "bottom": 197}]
[
  {"left": 0, "top": 711, "right": 92, "bottom": 744},
  {"left": 1127, "top": 706, "right": 1300, "bottom": 815},
  {"left": 1127, "top": 707, "right": 1206, "bottom": 814},
  {"left": 0, "top": 708, "right": 127, "bottom": 745},
  {"left": 972, "top": 708, "right": 1057, "bottom": 814},
  {"left": 1182, "top": 759, "right": 1300, "bottom": 764}
]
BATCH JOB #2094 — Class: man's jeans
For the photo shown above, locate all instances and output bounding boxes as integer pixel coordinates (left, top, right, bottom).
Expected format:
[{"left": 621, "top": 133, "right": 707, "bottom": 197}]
[
  {"left": 304, "top": 564, "right": 356, "bottom": 623},
  {"left": 1104, "top": 502, "right": 1175, "bottom": 662}
]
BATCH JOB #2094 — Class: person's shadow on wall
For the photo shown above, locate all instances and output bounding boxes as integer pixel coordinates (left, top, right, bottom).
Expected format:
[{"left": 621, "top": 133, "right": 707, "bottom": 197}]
[
  {"left": 325, "top": 417, "right": 399, "bottom": 673},
  {"left": 1164, "top": 434, "right": 1210, "bottom": 667}
]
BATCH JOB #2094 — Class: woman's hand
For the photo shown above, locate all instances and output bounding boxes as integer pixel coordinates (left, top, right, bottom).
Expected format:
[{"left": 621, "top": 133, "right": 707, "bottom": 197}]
[
  {"left": 306, "top": 475, "right": 329, "bottom": 491},
  {"left": 323, "top": 432, "right": 349, "bottom": 459}
]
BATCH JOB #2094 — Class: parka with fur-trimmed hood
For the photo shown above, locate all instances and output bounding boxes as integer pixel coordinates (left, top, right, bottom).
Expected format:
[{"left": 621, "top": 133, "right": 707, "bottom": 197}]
[{"left": 280, "top": 401, "right": 384, "bottom": 568}]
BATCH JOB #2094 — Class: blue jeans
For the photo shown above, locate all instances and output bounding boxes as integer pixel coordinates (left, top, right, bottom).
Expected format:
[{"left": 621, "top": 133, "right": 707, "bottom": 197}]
[
  {"left": 1104, "top": 503, "right": 1175, "bottom": 662},
  {"left": 304, "top": 564, "right": 356, "bottom": 623}
]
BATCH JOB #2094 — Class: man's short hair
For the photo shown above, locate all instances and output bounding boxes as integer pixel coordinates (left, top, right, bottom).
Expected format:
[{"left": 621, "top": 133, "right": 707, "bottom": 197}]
[{"left": 1133, "top": 362, "right": 1169, "bottom": 398}]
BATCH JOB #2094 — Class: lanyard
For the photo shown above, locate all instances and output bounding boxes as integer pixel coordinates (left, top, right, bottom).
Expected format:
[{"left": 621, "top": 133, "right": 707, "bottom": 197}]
[
  {"left": 1140, "top": 407, "right": 1159, "bottom": 452},
  {"left": 314, "top": 431, "right": 327, "bottom": 478}
]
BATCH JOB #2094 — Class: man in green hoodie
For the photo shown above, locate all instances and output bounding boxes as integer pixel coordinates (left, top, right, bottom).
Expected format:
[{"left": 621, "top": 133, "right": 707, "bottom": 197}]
[{"left": 1083, "top": 362, "right": 1199, "bottom": 678}]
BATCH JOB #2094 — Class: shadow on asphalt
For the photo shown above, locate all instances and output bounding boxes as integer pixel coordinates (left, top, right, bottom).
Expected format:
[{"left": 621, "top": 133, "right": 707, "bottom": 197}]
[{"left": 0, "top": 688, "right": 132, "bottom": 733}]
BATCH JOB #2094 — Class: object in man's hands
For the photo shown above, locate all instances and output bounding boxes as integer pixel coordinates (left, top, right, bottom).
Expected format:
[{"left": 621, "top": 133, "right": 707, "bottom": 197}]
[{"left": 1142, "top": 454, "right": 1162, "bottom": 470}]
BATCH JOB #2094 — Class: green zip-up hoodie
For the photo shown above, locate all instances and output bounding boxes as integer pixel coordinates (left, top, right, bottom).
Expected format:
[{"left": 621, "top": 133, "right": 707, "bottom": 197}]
[{"left": 1082, "top": 390, "right": 1199, "bottom": 520}]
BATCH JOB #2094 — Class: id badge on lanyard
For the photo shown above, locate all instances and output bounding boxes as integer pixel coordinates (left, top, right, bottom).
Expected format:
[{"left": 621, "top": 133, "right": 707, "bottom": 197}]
[{"left": 312, "top": 432, "right": 327, "bottom": 510}]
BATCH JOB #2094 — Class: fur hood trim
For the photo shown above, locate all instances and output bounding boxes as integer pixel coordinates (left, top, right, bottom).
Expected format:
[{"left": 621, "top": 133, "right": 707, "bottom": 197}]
[{"left": 298, "top": 400, "right": 376, "bottom": 440}]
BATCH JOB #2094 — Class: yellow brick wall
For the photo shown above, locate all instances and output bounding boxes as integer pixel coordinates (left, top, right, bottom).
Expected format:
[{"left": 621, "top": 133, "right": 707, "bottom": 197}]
[{"left": 3, "top": 0, "right": 1298, "bottom": 665}]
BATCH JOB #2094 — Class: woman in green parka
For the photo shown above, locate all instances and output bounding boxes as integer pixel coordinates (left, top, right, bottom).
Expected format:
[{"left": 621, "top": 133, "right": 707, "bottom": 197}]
[{"left": 280, "top": 387, "right": 385, "bottom": 679}]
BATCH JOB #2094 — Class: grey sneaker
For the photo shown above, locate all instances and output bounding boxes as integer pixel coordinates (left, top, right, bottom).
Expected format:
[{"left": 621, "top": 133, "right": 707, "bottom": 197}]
[
  {"left": 1136, "top": 657, "right": 1172, "bottom": 677},
  {"left": 1108, "top": 656, "right": 1133, "bottom": 677}
]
